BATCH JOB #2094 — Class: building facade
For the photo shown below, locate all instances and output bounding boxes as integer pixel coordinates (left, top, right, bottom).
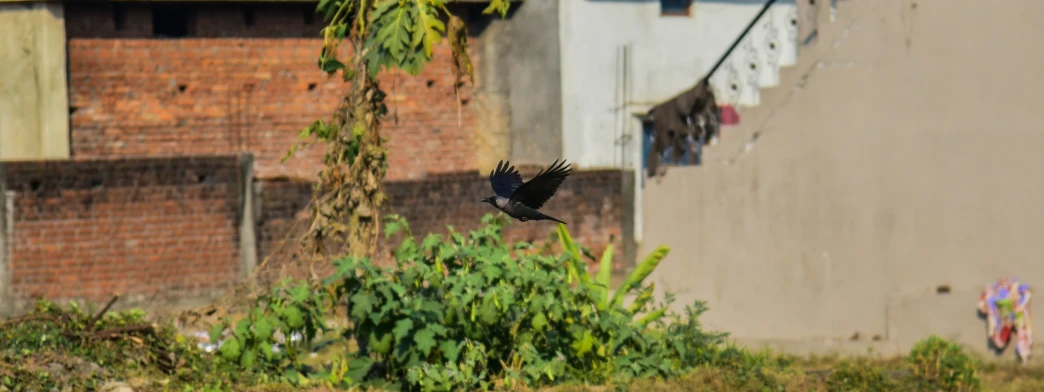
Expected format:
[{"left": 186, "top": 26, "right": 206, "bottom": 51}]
[{"left": 0, "top": 0, "right": 629, "bottom": 312}]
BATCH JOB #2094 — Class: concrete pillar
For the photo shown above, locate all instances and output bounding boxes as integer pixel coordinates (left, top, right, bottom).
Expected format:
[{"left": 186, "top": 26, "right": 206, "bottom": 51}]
[
  {"left": 0, "top": 163, "right": 11, "bottom": 316},
  {"left": 0, "top": 2, "right": 71, "bottom": 161},
  {"left": 472, "top": 17, "right": 513, "bottom": 172},
  {"left": 238, "top": 153, "right": 258, "bottom": 278},
  {"left": 620, "top": 169, "right": 637, "bottom": 271}
]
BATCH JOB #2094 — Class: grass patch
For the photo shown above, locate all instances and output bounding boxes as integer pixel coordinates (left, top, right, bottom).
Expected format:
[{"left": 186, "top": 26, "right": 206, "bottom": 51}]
[{"left": 3, "top": 301, "right": 1042, "bottom": 391}]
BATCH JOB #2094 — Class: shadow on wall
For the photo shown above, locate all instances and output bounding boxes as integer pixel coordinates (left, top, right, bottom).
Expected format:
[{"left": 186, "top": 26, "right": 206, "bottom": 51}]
[
  {"left": 65, "top": 2, "right": 497, "bottom": 39},
  {"left": 585, "top": 0, "right": 770, "bottom": 4}
]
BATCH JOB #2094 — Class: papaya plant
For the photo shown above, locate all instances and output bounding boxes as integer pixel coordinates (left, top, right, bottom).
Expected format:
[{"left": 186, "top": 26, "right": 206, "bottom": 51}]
[{"left": 288, "top": 0, "right": 512, "bottom": 263}]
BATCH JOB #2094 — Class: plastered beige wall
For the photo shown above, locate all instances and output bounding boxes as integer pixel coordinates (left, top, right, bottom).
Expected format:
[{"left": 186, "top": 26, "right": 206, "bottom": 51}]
[
  {"left": 0, "top": 2, "right": 69, "bottom": 160},
  {"left": 641, "top": 0, "right": 1044, "bottom": 360}
]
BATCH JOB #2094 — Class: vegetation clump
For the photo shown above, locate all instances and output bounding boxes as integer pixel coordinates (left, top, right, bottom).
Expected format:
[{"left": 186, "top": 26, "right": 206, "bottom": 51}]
[
  {"left": 906, "top": 335, "right": 981, "bottom": 392},
  {"left": 0, "top": 217, "right": 1037, "bottom": 391},
  {"left": 0, "top": 299, "right": 231, "bottom": 391},
  {"left": 207, "top": 214, "right": 724, "bottom": 390}
]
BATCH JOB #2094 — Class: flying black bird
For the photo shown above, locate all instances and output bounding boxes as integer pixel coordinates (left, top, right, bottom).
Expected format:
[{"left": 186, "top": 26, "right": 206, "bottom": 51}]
[{"left": 481, "top": 159, "right": 572, "bottom": 224}]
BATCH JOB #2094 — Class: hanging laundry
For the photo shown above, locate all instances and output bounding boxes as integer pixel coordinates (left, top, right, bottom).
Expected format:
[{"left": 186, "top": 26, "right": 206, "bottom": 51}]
[{"left": 977, "top": 278, "right": 1033, "bottom": 364}]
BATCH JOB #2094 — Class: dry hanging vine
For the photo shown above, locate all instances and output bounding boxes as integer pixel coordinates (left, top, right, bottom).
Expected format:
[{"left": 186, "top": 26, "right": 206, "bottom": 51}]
[{"left": 282, "top": 0, "right": 510, "bottom": 266}]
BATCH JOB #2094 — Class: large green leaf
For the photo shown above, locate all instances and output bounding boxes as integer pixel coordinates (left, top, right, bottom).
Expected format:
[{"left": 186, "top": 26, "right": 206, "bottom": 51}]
[
  {"left": 628, "top": 283, "right": 655, "bottom": 314},
  {"left": 346, "top": 356, "right": 375, "bottom": 383},
  {"left": 411, "top": 0, "right": 445, "bottom": 58},
  {"left": 239, "top": 349, "right": 257, "bottom": 369},
  {"left": 594, "top": 243, "right": 614, "bottom": 306},
  {"left": 282, "top": 307, "right": 306, "bottom": 330},
  {"left": 253, "top": 317, "right": 276, "bottom": 342},
  {"left": 572, "top": 330, "right": 595, "bottom": 356},
  {"left": 219, "top": 336, "right": 242, "bottom": 360},
  {"left": 209, "top": 323, "right": 226, "bottom": 347},
  {"left": 414, "top": 327, "right": 437, "bottom": 355},
  {"left": 393, "top": 319, "right": 414, "bottom": 344},
  {"left": 610, "top": 246, "right": 670, "bottom": 309},
  {"left": 482, "top": 0, "right": 510, "bottom": 17},
  {"left": 556, "top": 223, "right": 587, "bottom": 285},
  {"left": 531, "top": 312, "right": 548, "bottom": 332},
  {"left": 363, "top": 0, "right": 448, "bottom": 77},
  {"left": 637, "top": 306, "right": 667, "bottom": 328}
]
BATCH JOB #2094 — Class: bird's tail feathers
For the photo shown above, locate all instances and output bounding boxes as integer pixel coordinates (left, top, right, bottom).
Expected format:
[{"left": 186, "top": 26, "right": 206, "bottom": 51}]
[{"left": 541, "top": 213, "right": 567, "bottom": 225}]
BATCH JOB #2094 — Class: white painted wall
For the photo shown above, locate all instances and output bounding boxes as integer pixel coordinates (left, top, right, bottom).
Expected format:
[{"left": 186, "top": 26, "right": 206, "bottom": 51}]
[{"left": 559, "top": 0, "right": 798, "bottom": 170}]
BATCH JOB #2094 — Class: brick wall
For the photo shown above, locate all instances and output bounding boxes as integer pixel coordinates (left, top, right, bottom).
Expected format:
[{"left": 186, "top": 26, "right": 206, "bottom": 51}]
[
  {"left": 384, "top": 169, "right": 626, "bottom": 255},
  {"left": 0, "top": 159, "right": 630, "bottom": 308},
  {"left": 254, "top": 169, "right": 630, "bottom": 281},
  {"left": 65, "top": 2, "right": 480, "bottom": 181},
  {"left": 0, "top": 156, "right": 245, "bottom": 306}
]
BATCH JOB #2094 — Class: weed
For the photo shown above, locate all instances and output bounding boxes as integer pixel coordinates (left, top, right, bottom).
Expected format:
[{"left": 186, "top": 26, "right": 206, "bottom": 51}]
[
  {"left": 826, "top": 359, "right": 897, "bottom": 392},
  {"left": 906, "top": 335, "right": 981, "bottom": 392}
]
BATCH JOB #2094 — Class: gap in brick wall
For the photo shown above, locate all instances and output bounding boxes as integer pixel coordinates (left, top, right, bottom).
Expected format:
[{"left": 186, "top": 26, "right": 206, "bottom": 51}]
[
  {"left": 112, "top": 4, "right": 126, "bottom": 31},
  {"left": 301, "top": 5, "right": 316, "bottom": 25},
  {"left": 152, "top": 5, "right": 191, "bottom": 38},
  {"left": 243, "top": 7, "right": 256, "bottom": 27},
  {"left": 66, "top": 2, "right": 486, "bottom": 39}
]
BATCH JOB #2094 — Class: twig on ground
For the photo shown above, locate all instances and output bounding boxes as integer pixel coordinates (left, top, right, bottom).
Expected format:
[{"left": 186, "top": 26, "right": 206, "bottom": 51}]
[
  {"left": 88, "top": 295, "right": 121, "bottom": 329},
  {"left": 90, "top": 324, "right": 157, "bottom": 339},
  {"left": 0, "top": 314, "right": 56, "bottom": 327},
  {"left": 62, "top": 323, "right": 156, "bottom": 340}
]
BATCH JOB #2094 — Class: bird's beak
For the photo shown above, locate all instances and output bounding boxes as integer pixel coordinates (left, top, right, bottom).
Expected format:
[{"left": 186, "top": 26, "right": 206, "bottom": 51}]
[{"left": 478, "top": 198, "right": 486, "bottom": 203}]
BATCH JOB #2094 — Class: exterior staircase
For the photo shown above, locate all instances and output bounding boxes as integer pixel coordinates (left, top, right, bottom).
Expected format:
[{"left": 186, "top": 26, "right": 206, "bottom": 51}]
[
  {"left": 643, "top": 0, "right": 812, "bottom": 170},
  {"left": 701, "top": 0, "right": 830, "bottom": 168},
  {"left": 707, "top": 1, "right": 802, "bottom": 112}
]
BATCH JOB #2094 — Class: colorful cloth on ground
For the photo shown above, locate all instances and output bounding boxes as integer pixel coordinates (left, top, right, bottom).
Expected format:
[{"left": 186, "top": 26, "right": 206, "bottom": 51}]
[{"left": 977, "top": 278, "right": 1032, "bottom": 363}]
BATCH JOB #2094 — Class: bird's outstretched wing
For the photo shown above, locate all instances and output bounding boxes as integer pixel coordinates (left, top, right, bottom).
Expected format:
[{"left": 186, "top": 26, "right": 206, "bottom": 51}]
[
  {"left": 489, "top": 160, "right": 524, "bottom": 198},
  {"left": 510, "top": 159, "right": 572, "bottom": 209}
]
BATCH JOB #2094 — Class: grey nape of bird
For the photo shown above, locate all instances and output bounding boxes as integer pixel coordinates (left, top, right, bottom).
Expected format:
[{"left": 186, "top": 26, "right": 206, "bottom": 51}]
[{"left": 480, "top": 159, "right": 572, "bottom": 224}]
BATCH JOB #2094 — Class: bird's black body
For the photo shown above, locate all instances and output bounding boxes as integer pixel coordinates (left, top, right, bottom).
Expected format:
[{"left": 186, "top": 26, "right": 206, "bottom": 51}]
[{"left": 481, "top": 159, "right": 572, "bottom": 224}]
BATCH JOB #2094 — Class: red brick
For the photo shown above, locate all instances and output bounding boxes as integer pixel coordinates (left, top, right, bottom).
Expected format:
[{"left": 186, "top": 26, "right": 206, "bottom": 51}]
[
  {"left": 3, "top": 156, "right": 244, "bottom": 304},
  {"left": 254, "top": 169, "right": 629, "bottom": 282},
  {"left": 65, "top": 2, "right": 480, "bottom": 182}
]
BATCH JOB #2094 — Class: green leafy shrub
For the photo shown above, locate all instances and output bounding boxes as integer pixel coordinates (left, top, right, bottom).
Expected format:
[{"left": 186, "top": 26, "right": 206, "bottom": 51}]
[
  {"left": 338, "top": 214, "right": 725, "bottom": 390},
  {"left": 212, "top": 213, "right": 726, "bottom": 390},
  {"left": 906, "top": 335, "right": 981, "bottom": 392},
  {"left": 206, "top": 280, "right": 332, "bottom": 384}
]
